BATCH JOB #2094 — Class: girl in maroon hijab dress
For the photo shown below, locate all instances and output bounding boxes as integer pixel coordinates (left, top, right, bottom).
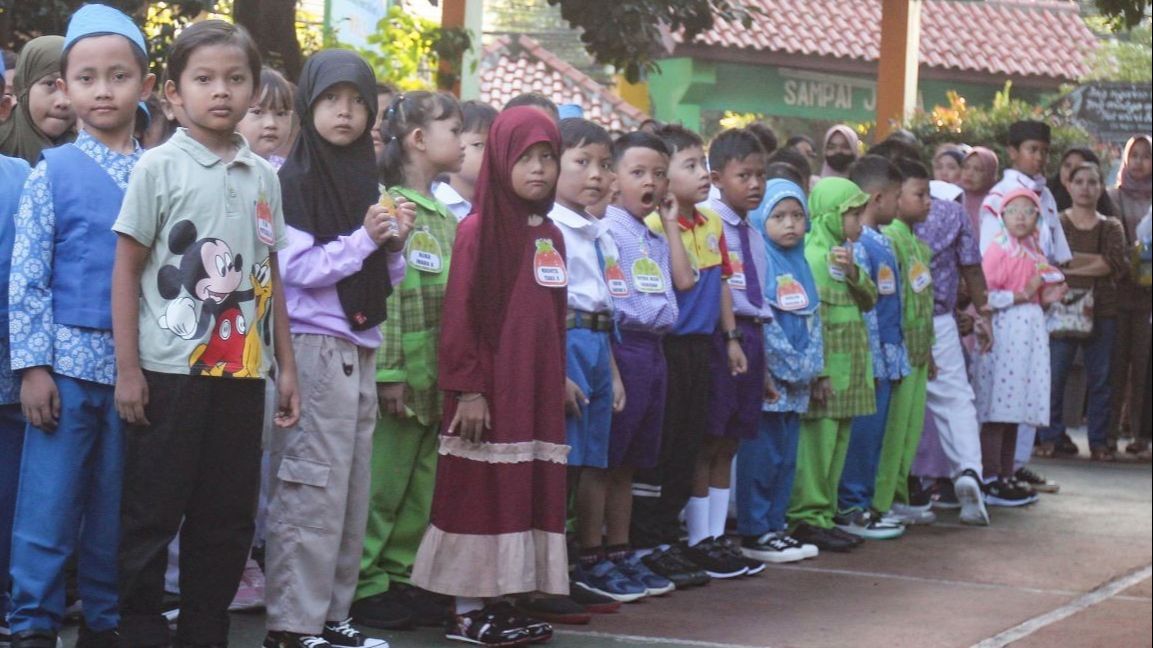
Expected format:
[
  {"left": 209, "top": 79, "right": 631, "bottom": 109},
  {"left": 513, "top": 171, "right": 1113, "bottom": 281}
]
[{"left": 411, "top": 107, "right": 570, "bottom": 645}]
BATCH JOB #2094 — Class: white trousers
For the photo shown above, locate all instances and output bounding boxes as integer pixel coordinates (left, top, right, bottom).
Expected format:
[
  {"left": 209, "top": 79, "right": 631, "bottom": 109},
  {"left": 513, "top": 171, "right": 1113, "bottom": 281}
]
[
  {"left": 926, "top": 315, "right": 984, "bottom": 478},
  {"left": 1015, "top": 424, "right": 1036, "bottom": 470}
]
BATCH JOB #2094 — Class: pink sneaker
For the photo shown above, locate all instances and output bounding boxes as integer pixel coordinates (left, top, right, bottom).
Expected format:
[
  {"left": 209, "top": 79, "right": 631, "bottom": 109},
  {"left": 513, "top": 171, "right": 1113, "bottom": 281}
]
[{"left": 229, "top": 558, "right": 266, "bottom": 611}]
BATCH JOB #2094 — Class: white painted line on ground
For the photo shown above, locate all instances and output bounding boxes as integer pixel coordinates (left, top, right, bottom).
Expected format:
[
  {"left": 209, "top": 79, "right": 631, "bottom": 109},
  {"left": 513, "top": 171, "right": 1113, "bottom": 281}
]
[
  {"left": 775, "top": 563, "right": 1084, "bottom": 598},
  {"left": 970, "top": 564, "right": 1153, "bottom": 648},
  {"left": 555, "top": 629, "right": 771, "bottom": 648}
]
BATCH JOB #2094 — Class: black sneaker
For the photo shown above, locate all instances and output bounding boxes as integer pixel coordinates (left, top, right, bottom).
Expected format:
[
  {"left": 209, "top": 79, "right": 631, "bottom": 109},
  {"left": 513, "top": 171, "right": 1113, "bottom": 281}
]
[
  {"left": 681, "top": 537, "right": 748, "bottom": 579},
  {"left": 514, "top": 596, "right": 591, "bottom": 625},
  {"left": 641, "top": 546, "right": 710, "bottom": 588},
  {"left": 740, "top": 532, "right": 806, "bottom": 563},
  {"left": 11, "top": 630, "right": 58, "bottom": 648},
  {"left": 323, "top": 618, "right": 389, "bottom": 648},
  {"left": 350, "top": 590, "right": 414, "bottom": 630},
  {"left": 985, "top": 479, "right": 1038, "bottom": 507},
  {"left": 263, "top": 632, "right": 333, "bottom": 648},
  {"left": 717, "top": 535, "right": 765, "bottom": 575},
  {"left": 393, "top": 583, "right": 451, "bottom": 627},
  {"left": 1055, "top": 433, "right": 1080, "bottom": 456},
  {"left": 932, "top": 477, "right": 961, "bottom": 510},
  {"left": 791, "top": 522, "right": 854, "bottom": 553},
  {"left": 568, "top": 586, "right": 622, "bottom": 614},
  {"left": 906, "top": 475, "right": 933, "bottom": 507},
  {"left": 1014, "top": 466, "right": 1059, "bottom": 493},
  {"left": 825, "top": 525, "right": 865, "bottom": 547},
  {"left": 76, "top": 626, "right": 119, "bottom": 648}
]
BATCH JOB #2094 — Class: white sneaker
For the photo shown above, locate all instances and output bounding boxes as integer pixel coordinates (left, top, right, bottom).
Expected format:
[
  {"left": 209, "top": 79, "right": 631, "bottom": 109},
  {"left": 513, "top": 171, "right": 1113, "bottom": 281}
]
[
  {"left": 779, "top": 532, "right": 819, "bottom": 559},
  {"left": 954, "top": 471, "right": 990, "bottom": 526},
  {"left": 888, "top": 502, "right": 937, "bottom": 526},
  {"left": 835, "top": 510, "right": 906, "bottom": 539}
]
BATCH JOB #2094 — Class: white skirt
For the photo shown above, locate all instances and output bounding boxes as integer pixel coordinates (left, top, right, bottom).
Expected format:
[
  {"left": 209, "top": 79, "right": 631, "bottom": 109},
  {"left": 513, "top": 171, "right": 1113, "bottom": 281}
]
[{"left": 975, "top": 303, "right": 1051, "bottom": 427}]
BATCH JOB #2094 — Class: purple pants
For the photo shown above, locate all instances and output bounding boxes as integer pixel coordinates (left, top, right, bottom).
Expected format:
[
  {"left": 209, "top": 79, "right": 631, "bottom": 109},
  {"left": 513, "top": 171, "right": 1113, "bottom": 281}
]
[
  {"left": 706, "top": 318, "right": 766, "bottom": 440},
  {"left": 912, "top": 410, "right": 952, "bottom": 479},
  {"left": 608, "top": 330, "right": 667, "bottom": 469}
]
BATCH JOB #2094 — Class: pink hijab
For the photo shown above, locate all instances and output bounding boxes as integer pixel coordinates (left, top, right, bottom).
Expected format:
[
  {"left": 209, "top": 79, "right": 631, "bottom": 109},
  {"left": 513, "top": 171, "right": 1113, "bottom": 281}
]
[
  {"left": 1116, "top": 135, "right": 1152, "bottom": 201},
  {"left": 962, "top": 146, "right": 1000, "bottom": 233},
  {"left": 819, "top": 124, "right": 860, "bottom": 178},
  {"left": 982, "top": 188, "right": 1058, "bottom": 298}
]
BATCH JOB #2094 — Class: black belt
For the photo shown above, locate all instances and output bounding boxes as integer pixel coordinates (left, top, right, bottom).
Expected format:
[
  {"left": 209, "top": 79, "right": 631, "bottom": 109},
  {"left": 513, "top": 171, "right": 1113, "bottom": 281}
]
[
  {"left": 736, "top": 315, "right": 768, "bottom": 325},
  {"left": 567, "top": 309, "right": 615, "bottom": 333}
]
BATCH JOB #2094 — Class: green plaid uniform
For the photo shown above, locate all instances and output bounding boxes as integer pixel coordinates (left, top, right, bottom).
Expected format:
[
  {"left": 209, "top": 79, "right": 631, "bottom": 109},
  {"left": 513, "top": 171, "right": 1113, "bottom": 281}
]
[
  {"left": 375, "top": 186, "right": 458, "bottom": 425},
  {"left": 883, "top": 220, "right": 935, "bottom": 368}
]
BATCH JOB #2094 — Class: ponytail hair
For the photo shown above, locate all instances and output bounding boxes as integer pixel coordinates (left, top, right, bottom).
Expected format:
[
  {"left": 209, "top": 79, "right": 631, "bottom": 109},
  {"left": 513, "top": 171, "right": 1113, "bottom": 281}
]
[{"left": 379, "top": 90, "right": 461, "bottom": 188}]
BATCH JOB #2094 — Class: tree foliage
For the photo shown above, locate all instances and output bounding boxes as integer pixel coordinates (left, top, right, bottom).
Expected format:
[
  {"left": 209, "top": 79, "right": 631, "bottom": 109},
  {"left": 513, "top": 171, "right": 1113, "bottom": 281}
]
[
  {"left": 547, "top": 0, "right": 755, "bottom": 83},
  {"left": 1092, "top": 0, "right": 1152, "bottom": 29},
  {"left": 341, "top": 5, "right": 471, "bottom": 92},
  {"left": 1082, "top": 18, "right": 1152, "bottom": 82}
]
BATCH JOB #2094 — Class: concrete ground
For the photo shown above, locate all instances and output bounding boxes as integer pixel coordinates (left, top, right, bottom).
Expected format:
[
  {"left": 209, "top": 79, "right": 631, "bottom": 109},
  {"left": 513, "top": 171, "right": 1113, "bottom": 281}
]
[{"left": 62, "top": 430, "right": 1152, "bottom": 648}]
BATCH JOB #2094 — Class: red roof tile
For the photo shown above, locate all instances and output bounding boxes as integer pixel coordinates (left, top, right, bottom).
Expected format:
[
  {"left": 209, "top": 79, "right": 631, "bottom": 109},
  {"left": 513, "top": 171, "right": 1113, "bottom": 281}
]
[
  {"left": 479, "top": 34, "right": 649, "bottom": 131},
  {"left": 688, "top": 0, "right": 1096, "bottom": 81}
]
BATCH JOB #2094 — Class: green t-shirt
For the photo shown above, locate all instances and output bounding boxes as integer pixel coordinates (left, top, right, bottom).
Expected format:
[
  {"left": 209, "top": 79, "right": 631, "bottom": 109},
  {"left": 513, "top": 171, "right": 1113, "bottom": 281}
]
[{"left": 113, "top": 129, "right": 287, "bottom": 379}]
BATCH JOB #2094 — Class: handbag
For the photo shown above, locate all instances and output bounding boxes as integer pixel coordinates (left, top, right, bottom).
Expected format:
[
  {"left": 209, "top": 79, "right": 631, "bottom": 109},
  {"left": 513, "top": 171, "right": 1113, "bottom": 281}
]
[{"left": 1046, "top": 213, "right": 1099, "bottom": 338}]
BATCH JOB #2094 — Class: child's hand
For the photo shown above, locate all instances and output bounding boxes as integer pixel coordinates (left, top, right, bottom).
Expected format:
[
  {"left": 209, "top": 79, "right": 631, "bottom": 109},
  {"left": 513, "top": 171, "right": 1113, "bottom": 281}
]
[
  {"left": 115, "top": 367, "right": 150, "bottom": 426},
  {"left": 612, "top": 373, "right": 627, "bottom": 413},
  {"left": 955, "top": 310, "right": 975, "bottom": 336},
  {"left": 449, "top": 394, "right": 490, "bottom": 443},
  {"left": 832, "top": 244, "right": 858, "bottom": 282},
  {"left": 810, "top": 377, "right": 832, "bottom": 408},
  {"left": 659, "top": 194, "right": 680, "bottom": 224},
  {"left": 363, "top": 203, "right": 396, "bottom": 246},
  {"left": 976, "top": 314, "right": 994, "bottom": 354},
  {"left": 377, "top": 382, "right": 408, "bottom": 418},
  {"left": 727, "top": 339, "right": 747, "bottom": 376},
  {"left": 274, "top": 366, "right": 301, "bottom": 429},
  {"left": 1025, "top": 273, "right": 1044, "bottom": 296},
  {"left": 764, "top": 373, "right": 780, "bottom": 404},
  {"left": 387, "top": 197, "right": 418, "bottom": 253},
  {"left": 21, "top": 367, "right": 60, "bottom": 431},
  {"left": 564, "top": 378, "right": 588, "bottom": 419}
]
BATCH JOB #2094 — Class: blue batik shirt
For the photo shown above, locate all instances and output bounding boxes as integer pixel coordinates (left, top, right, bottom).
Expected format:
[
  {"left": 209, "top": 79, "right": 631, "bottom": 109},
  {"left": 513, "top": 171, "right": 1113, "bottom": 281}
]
[{"left": 855, "top": 227, "right": 911, "bottom": 382}]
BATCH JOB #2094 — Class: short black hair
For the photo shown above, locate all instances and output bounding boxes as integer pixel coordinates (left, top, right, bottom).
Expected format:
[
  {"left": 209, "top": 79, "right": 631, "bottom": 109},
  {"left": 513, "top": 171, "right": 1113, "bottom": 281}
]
[
  {"left": 613, "top": 131, "right": 670, "bottom": 165},
  {"left": 708, "top": 128, "right": 765, "bottom": 172},
  {"left": 867, "top": 138, "right": 924, "bottom": 165},
  {"left": 166, "top": 20, "right": 261, "bottom": 91},
  {"left": 849, "top": 154, "right": 903, "bottom": 193},
  {"left": 254, "top": 67, "right": 294, "bottom": 111},
  {"left": 746, "top": 122, "right": 778, "bottom": 156},
  {"left": 894, "top": 157, "right": 930, "bottom": 181},
  {"left": 1060, "top": 146, "right": 1101, "bottom": 167},
  {"left": 769, "top": 146, "right": 812, "bottom": 179},
  {"left": 460, "top": 99, "right": 497, "bottom": 134},
  {"left": 504, "top": 92, "right": 559, "bottom": 121},
  {"left": 560, "top": 118, "right": 612, "bottom": 151},
  {"left": 654, "top": 123, "right": 703, "bottom": 157},
  {"left": 62, "top": 34, "right": 149, "bottom": 79},
  {"left": 380, "top": 91, "right": 462, "bottom": 187},
  {"left": 765, "top": 161, "right": 804, "bottom": 186},
  {"left": 785, "top": 134, "right": 814, "bottom": 149}
]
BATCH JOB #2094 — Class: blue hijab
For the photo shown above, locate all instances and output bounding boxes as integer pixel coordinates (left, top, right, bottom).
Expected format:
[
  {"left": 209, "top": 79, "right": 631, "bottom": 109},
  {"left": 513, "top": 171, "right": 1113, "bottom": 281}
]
[{"left": 750, "top": 179, "right": 819, "bottom": 349}]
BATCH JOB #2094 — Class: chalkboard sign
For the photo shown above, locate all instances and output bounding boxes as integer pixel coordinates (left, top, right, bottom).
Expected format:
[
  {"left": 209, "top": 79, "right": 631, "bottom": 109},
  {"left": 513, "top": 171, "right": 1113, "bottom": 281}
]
[{"left": 1055, "top": 83, "right": 1153, "bottom": 144}]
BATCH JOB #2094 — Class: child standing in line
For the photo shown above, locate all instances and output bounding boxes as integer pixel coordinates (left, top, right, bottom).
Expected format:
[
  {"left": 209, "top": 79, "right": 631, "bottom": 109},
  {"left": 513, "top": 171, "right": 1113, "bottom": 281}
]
[
  {"left": 432, "top": 100, "right": 496, "bottom": 222},
  {"left": 737, "top": 179, "right": 823, "bottom": 564},
  {"left": 632, "top": 125, "right": 747, "bottom": 580},
  {"left": 0, "top": 141, "right": 31, "bottom": 646},
  {"left": 411, "top": 107, "right": 568, "bottom": 647},
  {"left": 701, "top": 129, "right": 772, "bottom": 570},
  {"left": 595, "top": 133, "right": 703, "bottom": 595},
  {"left": 0, "top": 35, "right": 75, "bottom": 164},
  {"left": 834, "top": 155, "right": 910, "bottom": 539},
  {"left": 6, "top": 8, "right": 152, "bottom": 645},
  {"left": 237, "top": 67, "right": 295, "bottom": 169},
  {"left": 264, "top": 50, "right": 415, "bottom": 648},
  {"left": 556, "top": 121, "right": 673, "bottom": 609},
  {"left": 112, "top": 21, "right": 300, "bottom": 647},
  {"left": 976, "top": 190, "right": 1065, "bottom": 505},
  {"left": 353, "top": 91, "right": 463, "bottom": 632},
  {"left": 788, "top": 177, "right": 876, "bottom": 553},
  {"left": 873, "top": 158, "right": 936, "bottom": 524}
]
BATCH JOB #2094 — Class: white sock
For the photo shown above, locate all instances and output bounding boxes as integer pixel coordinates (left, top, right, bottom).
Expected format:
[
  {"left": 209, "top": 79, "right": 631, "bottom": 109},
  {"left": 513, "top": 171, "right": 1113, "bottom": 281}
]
[
  {"left": 685, "top": 496, "right": 710, "bottom": 546},
  {"left": 456, "top": 597, "right": 484, "bottom": 614},
  {"left": 708, "top": 487, "right": 730, "bottom": 539}
]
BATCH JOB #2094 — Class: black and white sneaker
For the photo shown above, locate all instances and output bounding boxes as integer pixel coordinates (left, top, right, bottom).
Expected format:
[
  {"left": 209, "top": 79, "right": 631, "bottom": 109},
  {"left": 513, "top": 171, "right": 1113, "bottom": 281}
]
[
  {"left": 932, "top": 478, "right": 961, "bottom": 510},
  {"left": 834, "top": 510, "right": 905, "bottom": 540},
  {"left": 681, "top": 538, "right": 748, "bottom": 579},
  {"left": 641, "top": 545, "right": 711, "bottom": 588},
  {"left": 777, "top": 532, "right": 819, "bottom": 559},
  {"left": 717, "top": 535, "right": 765, "bottom": 575},
  {"left": 985, "top": 479, "right": 1038, "bottom": 507},
  {"left": 741, "top": 532, "right": 806, "bottom": 563},
  {"left": 1014, "top": 466, "right": 1059, "bottom": 494},
  {"left": 263, "top": 632, "right": 333, "bottom": 648}
]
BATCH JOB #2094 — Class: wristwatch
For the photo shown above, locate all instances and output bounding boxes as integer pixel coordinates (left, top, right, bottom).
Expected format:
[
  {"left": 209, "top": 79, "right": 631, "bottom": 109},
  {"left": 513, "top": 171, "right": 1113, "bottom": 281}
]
[{"left": 723, "top": 328, "right": 743, "bottom": 341}]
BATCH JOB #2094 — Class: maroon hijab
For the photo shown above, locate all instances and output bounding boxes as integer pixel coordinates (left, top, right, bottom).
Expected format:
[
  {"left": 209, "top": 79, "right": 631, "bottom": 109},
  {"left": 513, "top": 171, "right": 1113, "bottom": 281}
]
[{"left": 469, "top": 107, "right": 563, "bottom": 348}]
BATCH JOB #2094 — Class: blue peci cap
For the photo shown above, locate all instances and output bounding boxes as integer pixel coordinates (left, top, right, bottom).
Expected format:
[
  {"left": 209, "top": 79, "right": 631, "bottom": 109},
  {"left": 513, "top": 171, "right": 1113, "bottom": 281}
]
[
  {"left": 64, "top": 4, "right": 148, "bottom": 59},
  {"left": 558, "top": 103, "right": 584, "bottom": 120}
]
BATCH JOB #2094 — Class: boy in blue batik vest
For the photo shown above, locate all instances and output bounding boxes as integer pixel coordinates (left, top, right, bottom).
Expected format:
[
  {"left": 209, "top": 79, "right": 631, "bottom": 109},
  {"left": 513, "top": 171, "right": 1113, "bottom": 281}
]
[{"left": 6, "top": 6, "right": 155, "bottom": 646}]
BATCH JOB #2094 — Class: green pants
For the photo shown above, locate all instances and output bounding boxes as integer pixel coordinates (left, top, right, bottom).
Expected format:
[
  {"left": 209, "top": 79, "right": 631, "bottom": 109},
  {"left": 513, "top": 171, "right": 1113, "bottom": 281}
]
[
  {"left": 788, "top": 417, "right": 852, "bottom": 529},
  {"left": 873, "top": 364, "right": 930, "bottom": 511},
  {"left": 355, "top": 413, "right": 438, "bottom": 600}
]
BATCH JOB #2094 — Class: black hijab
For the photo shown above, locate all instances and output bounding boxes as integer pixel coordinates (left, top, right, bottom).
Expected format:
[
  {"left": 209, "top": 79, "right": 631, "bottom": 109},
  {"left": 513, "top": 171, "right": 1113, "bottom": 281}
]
[{"left": 279, "top": 50, "right": 392, "bottom": 330}]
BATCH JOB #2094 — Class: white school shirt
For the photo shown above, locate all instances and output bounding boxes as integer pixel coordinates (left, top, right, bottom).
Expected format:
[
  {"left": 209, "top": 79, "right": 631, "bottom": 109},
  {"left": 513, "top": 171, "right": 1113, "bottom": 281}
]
[
  {"left": 548, "top": 202, "right": 618, "bottom": 314},
  {"left": 979, "top": 169, "right": 1072, "bottom": 263},
  {"left": 432, "top": 181, "right": 471, "bottom": 222}
]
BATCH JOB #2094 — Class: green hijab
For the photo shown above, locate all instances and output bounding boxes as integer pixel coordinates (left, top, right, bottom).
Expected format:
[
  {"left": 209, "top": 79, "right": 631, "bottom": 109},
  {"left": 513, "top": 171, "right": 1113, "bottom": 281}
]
[
  {"left": 0, "top": 36, "right": 72, "bottom": 164},
  {"left": 805, "top": 176, "right": 869, "bottom": 304}
]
